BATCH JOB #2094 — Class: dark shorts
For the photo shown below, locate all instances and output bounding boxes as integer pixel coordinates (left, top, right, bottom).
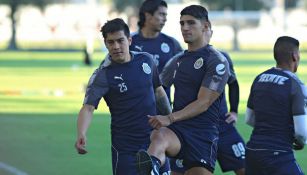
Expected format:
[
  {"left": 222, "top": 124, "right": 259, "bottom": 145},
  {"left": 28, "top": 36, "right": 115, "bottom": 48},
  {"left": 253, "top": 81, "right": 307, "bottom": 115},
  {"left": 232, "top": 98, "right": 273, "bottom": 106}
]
[
  {"left": 167, "top": 123, "right": 218, "bottom": 173},
  {"left": 170, "top": 127, "right": 245, "bottom": 173},
  {"left": 246, "top": 147, "right": 305, "bottom": 175},
  {"left": 111, "top": 145, "right": 170, "bottom": 175},
  {"left": 217, "top": 127, "right": 245, "bottom": 172}
]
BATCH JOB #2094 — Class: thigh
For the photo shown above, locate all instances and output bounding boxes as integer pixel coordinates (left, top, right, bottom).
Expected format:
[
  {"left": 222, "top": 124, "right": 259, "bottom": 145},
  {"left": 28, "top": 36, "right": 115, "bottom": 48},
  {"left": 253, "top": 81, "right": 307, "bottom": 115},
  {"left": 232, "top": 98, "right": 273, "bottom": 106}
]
[
  {"left": 271, "top": 152, "right": 304, "bottom": 175},
  {"left": 168, "top": 125, "right": 218, "bottom": 173},
  {"left": 246, "top": 148, "right": 304, "bottom": 175},
  {"left": 217, "top": 129, "right": 245, "bottom": 172}
]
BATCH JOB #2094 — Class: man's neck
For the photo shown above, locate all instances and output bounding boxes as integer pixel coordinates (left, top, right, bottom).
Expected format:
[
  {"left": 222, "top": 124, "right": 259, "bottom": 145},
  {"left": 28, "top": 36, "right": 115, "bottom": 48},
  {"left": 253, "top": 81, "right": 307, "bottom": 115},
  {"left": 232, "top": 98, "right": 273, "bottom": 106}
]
[
  {"left": 276, "top": 63, "right": 294, "bottom": 73},
  {"left": 140, "top": 27, "right": 160, "bottom": 38},
  {"left": 188, "top": 40, "right": 209, "bottom": 52}
]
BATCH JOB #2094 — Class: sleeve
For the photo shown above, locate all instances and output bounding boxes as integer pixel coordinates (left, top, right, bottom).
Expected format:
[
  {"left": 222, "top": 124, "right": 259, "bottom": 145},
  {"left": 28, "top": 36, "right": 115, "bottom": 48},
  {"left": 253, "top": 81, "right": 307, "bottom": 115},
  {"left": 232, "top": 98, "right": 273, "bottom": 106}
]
[
  {"left": 221, "top": 51, "right": 239, "bottom": 113},
  {"left": 228, "top": 80, "right": 239, "bottom": 113},
  {"left": 221, "top": 51, "right": 237, "bottom": 84},
  {"left": 292, "top": 82, "right": 307, "bottom": 145},
  {"left": 291, "top": 79, "right": 306, "bottom": 116},
  {"left": 160, "top": 51, "right": 184, "bottom": 87},
  {"left": 201, "top": 52, "right": 229, "bottom": 94},
  {"left": 83, "top": 68, "right": 109, "bottom": 109}
]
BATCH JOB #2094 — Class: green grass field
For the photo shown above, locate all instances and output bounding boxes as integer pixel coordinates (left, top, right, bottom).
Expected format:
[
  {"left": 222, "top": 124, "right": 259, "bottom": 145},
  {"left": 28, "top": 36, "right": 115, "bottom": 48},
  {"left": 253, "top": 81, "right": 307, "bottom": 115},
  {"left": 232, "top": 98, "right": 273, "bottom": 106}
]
[{"left": 0, "top": 51, "right": 306, "bottom": 175}]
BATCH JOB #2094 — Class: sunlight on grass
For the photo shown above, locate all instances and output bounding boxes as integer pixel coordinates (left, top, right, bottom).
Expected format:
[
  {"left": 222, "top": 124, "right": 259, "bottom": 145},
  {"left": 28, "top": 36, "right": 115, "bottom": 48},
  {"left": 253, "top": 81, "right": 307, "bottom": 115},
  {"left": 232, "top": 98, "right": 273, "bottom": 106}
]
[{"left": 0, "top": 51, "right": 306, "bottom": 175}]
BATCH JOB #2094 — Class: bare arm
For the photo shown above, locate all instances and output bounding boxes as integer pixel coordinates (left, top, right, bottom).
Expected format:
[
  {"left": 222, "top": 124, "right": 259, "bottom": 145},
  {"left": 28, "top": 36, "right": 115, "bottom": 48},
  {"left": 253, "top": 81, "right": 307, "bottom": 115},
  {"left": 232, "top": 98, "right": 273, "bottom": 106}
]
[
  {"left": 155, "top": 86, "right": 172, "bottom": 115},
  {"left": 75, "top": 104, "right": 95, "bottom": 154},
  {"left": 149, "top": 87, "right": 220, "bottom": 129},
  {"left": 245, "top": 107, "right": 255, "bottom": 127},
  {"left": 168, "top": 86, "right": 220, "bottom": 122}
]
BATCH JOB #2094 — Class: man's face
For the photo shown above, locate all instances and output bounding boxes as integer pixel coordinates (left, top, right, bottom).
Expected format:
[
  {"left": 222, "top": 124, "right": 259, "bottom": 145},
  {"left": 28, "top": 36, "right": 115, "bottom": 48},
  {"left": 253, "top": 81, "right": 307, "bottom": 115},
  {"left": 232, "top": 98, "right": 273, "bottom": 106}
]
[
  {"left": 145, "top": 6, "right": 167, "bottom": 32},
  {"left": 104, "top": 30, "right": 131, "bottom": 63},
  {"left": 180, "top": 15, "right": 206, "bottom": 44}
]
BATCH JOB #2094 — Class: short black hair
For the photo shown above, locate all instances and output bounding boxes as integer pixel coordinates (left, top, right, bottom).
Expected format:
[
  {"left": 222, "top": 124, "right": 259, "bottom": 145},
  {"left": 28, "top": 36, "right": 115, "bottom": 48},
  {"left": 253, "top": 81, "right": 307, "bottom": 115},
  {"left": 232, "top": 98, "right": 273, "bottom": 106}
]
[
  {"left": 274, "top": 36, "right": 299, "bottom": 64},
  {"left": 100, "top": 18, "right": 130, "bottom": 39},
  {"left": 180, "top": 5, "right": 209, "bottom": 22},
  {"left": 137, "top": 0, "right": 167, "bottom": 29}
]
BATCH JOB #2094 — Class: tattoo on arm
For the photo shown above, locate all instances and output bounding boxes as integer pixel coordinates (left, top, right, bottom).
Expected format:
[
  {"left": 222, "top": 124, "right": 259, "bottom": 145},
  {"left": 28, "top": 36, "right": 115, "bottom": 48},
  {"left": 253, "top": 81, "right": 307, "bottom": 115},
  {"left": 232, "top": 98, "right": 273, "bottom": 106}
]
[{"left": 155, "top": 87, "right": 172, "bottom": 115}]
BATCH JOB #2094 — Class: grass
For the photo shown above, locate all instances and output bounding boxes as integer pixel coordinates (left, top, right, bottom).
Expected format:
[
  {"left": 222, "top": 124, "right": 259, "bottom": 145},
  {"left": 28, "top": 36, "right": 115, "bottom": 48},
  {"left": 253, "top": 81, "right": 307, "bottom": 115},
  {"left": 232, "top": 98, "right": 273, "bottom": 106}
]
[{"left": 0, "top": 51, "right": 306, "bottom": 175}]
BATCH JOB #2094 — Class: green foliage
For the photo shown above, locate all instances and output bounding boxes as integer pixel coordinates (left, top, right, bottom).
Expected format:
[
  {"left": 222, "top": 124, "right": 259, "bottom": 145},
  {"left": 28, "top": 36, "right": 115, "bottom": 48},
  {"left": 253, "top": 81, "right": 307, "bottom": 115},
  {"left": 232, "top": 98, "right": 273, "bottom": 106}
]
[
  {"left": 200, "top": 0, "right": 266, "bottom": 10},
  {"left": 201, "top": 0, "right": 300, "bottom": 10},
  {"left": 0, "top": 0, "right": 56, "bottom": 9},
  {"left": 112, "top": 0, "right": 143, "bottom": 13}
]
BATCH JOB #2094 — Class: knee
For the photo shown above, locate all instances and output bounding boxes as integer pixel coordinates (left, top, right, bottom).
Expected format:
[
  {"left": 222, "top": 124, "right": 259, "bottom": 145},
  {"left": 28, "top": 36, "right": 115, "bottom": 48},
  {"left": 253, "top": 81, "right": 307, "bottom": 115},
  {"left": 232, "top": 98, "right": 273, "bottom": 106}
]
[{"left": 150, "top": 129, "right": 166, "bottom": 143}]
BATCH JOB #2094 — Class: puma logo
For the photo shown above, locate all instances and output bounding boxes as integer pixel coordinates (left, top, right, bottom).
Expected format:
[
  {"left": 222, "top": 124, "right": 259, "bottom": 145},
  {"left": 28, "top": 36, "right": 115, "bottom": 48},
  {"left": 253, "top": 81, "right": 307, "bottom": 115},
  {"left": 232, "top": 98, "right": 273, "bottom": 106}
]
[
  {"left": 114, "top": 74, "right": 123, "bottom": 81},
  {"left": 135, "top": 45, "right": 143, "bottom": 51}
]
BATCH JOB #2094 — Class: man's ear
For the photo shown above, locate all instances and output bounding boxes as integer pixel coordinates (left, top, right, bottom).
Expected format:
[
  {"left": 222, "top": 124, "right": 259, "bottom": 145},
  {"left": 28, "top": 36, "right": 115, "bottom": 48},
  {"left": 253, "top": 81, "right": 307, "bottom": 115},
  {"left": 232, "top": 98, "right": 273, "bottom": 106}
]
[
  {"left": 292, "top": 52, "right": 298, "bottom": 62},
  {"left": 128, "top": 37, "right": 132, "bottom": 46},
  {"left": 144, "top": 12, "right": 152, "bottom": 20},
  {"left": 204, "top": 21, "right": 212, "bottom": 33}
]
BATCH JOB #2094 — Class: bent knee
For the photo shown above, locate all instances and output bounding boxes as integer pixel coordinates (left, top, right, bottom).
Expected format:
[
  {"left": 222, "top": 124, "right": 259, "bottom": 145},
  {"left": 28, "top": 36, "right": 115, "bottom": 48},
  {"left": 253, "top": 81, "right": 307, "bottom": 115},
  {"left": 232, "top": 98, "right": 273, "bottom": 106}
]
[{"left": 150, "top": 129, "right": 167, "bottom": 142}]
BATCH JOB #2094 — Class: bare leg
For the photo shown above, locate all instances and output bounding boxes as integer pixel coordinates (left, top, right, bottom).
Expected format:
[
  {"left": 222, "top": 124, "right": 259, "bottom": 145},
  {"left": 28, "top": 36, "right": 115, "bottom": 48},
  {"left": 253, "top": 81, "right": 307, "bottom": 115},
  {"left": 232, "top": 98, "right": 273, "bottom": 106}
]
[{"left": 148, "top": 127, "right": 181, "bottom": 165}]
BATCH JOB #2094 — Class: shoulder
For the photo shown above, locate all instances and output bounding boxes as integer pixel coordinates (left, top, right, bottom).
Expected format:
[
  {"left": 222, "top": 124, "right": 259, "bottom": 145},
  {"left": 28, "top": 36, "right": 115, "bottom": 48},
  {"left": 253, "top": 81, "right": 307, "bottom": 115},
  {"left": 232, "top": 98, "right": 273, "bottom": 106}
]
[
  {"left": 219, "top": 51, "right": 231, "bottom": 61},
  {"left": 284, "top": 70, "right": 304, "bottom": 85},
  {"left": 131, "top": 51, "right": 155, "bottom": 64},
  {"left": 130, "top": 31, "right": 140, "bottom": 38},
  {"left": 206, "top": 46, "right": 228, "bottom": 64}
]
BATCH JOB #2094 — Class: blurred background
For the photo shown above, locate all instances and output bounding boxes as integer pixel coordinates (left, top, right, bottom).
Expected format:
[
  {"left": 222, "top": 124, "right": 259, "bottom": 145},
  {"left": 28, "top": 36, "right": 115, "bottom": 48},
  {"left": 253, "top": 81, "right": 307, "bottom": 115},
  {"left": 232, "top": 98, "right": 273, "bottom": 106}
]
[
  {"left": 0, "top": 0, "right": 307, "bottom": 175},
  {"left": 0, "top": 0, "right": 307, "bottom": 51}
]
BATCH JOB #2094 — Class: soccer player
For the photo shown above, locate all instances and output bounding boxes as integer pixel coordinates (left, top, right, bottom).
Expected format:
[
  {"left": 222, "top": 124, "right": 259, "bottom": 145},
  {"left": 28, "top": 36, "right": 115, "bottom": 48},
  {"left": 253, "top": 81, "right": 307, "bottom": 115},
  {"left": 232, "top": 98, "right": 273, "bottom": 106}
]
[
  {"left": 136, "top": 5, "right": 229, "bottom": 175},
  {"left": 169, "top": 22, "right": 245, "bottom": 175},
  {"left": 130, "top": 0, "right": 182, "bottom": 99},
  {"left": 74, "top": 18, "right": 172, "bottom": 175},
  {"left": 245, "top": 36, "right": 307, "bottom": 175}
]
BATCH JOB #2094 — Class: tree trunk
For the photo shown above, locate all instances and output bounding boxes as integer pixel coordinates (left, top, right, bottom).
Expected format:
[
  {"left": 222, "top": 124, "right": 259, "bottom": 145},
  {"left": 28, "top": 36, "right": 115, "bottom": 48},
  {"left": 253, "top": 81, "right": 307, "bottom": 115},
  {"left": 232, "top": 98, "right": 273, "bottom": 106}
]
[{"left": 8, "top": 2, "right": 18, "bottom": 50}]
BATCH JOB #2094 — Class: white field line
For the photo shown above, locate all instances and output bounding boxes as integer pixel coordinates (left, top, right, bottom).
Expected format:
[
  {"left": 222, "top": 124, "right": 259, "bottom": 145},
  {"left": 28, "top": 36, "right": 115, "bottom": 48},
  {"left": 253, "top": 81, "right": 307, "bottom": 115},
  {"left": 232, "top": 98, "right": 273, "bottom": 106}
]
[{"left": 0, "top": 162, "right": 28, "bottom": 175}]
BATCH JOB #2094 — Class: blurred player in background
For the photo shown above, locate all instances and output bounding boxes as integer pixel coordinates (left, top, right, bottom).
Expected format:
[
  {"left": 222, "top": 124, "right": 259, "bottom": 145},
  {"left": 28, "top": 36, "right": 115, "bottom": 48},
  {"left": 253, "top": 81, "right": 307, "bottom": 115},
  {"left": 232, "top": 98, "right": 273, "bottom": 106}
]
[
  {"left": 245, "top": 36, "right": 306, "bottom": 175},
  {"left": 130, "top": 0, "right": 182, "bottom": 100},
  {"left": 75, "top": 18, "right": 171, "bottom": 175}
]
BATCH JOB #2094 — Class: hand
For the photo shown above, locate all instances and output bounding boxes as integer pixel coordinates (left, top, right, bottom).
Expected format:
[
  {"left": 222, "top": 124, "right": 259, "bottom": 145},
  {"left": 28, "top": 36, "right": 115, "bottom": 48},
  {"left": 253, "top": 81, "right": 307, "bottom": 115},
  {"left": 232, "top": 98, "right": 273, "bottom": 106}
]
[
  {"left": 75, "top": 136, "right": 88, "bottom": 154},
  {"left": 225, "top": 112, "right": 238, "bottom": 125},
  {"left": 148, "top": 115, "right": 172, "bottom": 129},
  {"left": 293, "top": 135, "right": 305, "bottom": 151}
]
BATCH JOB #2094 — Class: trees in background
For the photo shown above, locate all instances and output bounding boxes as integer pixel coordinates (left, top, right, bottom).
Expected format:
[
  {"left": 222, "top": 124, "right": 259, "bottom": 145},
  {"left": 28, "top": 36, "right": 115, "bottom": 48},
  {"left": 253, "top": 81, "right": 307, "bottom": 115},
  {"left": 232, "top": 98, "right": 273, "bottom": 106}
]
[
  {"left": 0, "top": 0, "right": 60, "bottom": 50},
  {"left": 1, "top": 0, "right": 302, "bottom": 50}
]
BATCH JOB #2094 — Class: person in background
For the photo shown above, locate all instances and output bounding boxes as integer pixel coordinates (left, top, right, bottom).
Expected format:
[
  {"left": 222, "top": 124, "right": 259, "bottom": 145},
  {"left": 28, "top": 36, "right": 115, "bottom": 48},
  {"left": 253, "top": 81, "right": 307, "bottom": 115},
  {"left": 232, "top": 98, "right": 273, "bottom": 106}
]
[
  {"left": 130, "top": 0, "right": 182, "bottom": 100},
  {"left": 245, "top": 36, "right": 306, "bottom": 175}
]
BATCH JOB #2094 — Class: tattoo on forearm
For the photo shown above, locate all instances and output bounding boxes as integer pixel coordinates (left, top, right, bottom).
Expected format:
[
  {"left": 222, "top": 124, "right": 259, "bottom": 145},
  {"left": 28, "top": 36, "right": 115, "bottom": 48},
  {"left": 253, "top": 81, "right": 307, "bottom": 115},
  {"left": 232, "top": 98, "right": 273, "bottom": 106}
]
[{"left": 156, "top": 95, "right": 172, "bottom": 115}]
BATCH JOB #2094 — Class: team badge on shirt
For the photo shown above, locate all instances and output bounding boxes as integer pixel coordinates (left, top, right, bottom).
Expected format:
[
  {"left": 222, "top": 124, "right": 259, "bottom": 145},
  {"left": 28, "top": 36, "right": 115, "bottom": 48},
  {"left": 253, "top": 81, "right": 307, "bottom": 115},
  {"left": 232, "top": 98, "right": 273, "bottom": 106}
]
[
  {"left": 194, "top": 57, "right": 204, "bottom": 69},
  {"left": 142, "top": 63, "right": 151, "bottom": 74},
  {"left": 161, "top": 42, "right": 170, "bottom": 53},
  {"left": 175, "top": 159, "right": 184, "bottom": 168},
  {"left": 216, "top": 64, "right": 226, "bottom": 75}
]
